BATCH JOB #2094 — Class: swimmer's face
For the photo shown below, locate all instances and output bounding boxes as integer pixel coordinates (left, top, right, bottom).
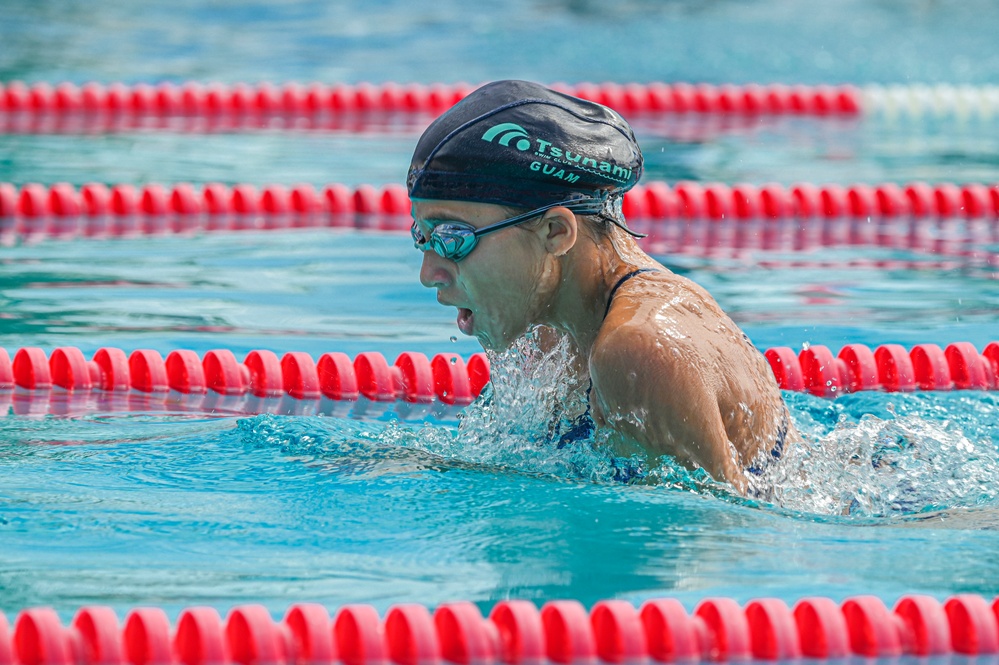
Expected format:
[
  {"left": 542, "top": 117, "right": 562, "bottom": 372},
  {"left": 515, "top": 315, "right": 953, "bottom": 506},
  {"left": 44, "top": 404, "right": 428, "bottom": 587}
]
[{"left": 413, "top": 199, "right": 563, "bottom": 350}]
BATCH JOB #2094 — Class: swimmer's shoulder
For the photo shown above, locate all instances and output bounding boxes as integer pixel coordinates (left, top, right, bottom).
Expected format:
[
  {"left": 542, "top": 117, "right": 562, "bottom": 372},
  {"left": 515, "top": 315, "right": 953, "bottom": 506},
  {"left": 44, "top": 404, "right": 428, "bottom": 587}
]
[
  {"left": 589, "top": 308, "right": 707, "bottom": 407},
  {"left": 588, "top": 313, "right": 737, "bottom": 481}
]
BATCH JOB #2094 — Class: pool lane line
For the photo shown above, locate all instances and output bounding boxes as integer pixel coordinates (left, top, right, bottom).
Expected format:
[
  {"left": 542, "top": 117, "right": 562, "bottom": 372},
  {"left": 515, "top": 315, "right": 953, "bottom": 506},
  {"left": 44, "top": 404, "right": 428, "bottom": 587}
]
[
  {"left": 0, "top": 348, "right": 488, "bottom": 407},
  {"left": 3, "top": 208, "right": 998, "bottom": 272},
  {"left": 3, "top": 594, "right": 999, "bottom": 663},
  {"left": 4, "top": 80, "right": 999, "bottom": 122},
  {"left": 1, "top": 343, "right": 997, "bottom": 412},
  {"left": 0, "top": 80, "right": 862, "bottom": 117},
  {"left": 2, "top": 181, "right": 998, "bottom": 223}
]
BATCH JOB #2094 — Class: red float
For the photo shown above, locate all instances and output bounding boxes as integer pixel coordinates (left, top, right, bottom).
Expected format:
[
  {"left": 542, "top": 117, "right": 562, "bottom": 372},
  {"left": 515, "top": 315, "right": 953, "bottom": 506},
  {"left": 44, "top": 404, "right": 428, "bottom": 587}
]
[
  {"left": 0, "top": 348, "right": 12, "bottom": 388},
  {"left": 944, "top": 594, "right": 999, "bottom": 654},
  {"left": 693, "top": 598, "right": 751, "bottom": 661},
  {"left": 48, "top": 183, "right": 81, "bottom": 217},
  {"left": 93, "top": 347, "right": 131, "bottom": 391},
  {"left": 317, "top": 352, "right": 360, "bottom": 401},
  {"left": 281, "top": 352, "right": 321, "bottom": 400},
  {"left": 792, "top": 597, "right": 850, "bottom": 659},
  {"left": 225, "top": 605, "right": 287, "bottom": 665},
  {"left": 910, "top": 344, "right": 952, "bottom": 391},
  {"left": 589, "top": 600, "right": 647, "bottom": 663},
  {"left": 13, "top": 347, "right": 52, "bottom": 390},
  {"left": 433, "top": 603, "right": 496, "bottom": 665},
  {"left": 893, "top": 595, "right": 951, "bottom": 655},
  {"left": 744, "top": 598, "right": 801, "bottom": 660},
  {"left": 384, "top": 604, "right": 441, "bottom": 665},
  {"left": 282, "top": 604, "right": 335, "bottom": 665},
  {"left": 394, "top": 352, "right": 435, "bottom": 403},
  {"left": 174, "top": 607, "right": 227, "bottom": 665},
  {"left": 49, "top": 347, "right": 94, "bottom": 391},
  {"left": 123, "top": 608, "right": 173, "bottom": 665},
  {"left": 945, "top": 342, "right": 991, "bottom": 390},
  {"left": 354, "top": 352, "right": 397, "bottom": 401},
  {"left": 171, "top": 184, "right": 203, "bottom": 215},
  {"left": 203, "top": 349, "right": 248, "bottom": 395},
  {"left": 466, "top": 353, "right": 490, "bottom": 398},
  {"left": 840, "top": 596, "right": 902, "bottom": 657},
  {"left": 488, "top": 601, "right": 545, "bottom": 665},
  {"left": 764, "top": 347, "right": 805, "bottom": 392},
  {"left": 431, "top": 354, "right": 473, "bottom": 405},
  {"left": 540, "top": 601, "right": 595, "bottom": 664},
  {"left": 638, "top": 599, "right": 700, "bottom": 662},
  {"left": 71, "top": 607, "right": 124, "bottom": 665},
  {"left": 13, "top": 608, "right": 74, "bottom": 665},
  {"left": 873, "top": 344, "right": 916, "bottom": 392},
  {"left": 837, "top": 344, "right": 880, "bottom": 392},
  {"left": 333, "top": 605, "right": 385, "bottom": 665},
  {"left": 244, "top": 350, "right": 285, "bottom": 397},
  {"left": 129, "top": 349, "right": 169, "bottom": 393},
  {"left": 798, "top": 345, "right": 846, "bottom": 397}
]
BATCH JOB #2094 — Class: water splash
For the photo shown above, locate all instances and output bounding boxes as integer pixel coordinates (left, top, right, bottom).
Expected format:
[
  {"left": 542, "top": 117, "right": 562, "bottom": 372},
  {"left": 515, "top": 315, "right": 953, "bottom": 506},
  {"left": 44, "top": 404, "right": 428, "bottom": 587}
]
[
  {"left": 230, "top": 333, "right": 999, "bottom": 521},
  {"left": 227, "top": 330, "right": 638, "bottom": 484},
  {"left": 748, "top": 392, "right": 999, "bottom": 519},
  {"left": 445, "top": 330, "right": 638, "bottom": 482},
  {"left": 447, "top": 341, "right": 999, "bottom": 519}
]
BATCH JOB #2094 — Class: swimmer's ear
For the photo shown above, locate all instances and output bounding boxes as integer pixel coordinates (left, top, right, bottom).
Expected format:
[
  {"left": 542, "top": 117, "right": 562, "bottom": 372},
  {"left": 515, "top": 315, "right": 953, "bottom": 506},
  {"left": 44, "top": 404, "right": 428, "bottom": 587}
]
[{"left": 539, "top": 207, "right": 578, "bottom": 257}]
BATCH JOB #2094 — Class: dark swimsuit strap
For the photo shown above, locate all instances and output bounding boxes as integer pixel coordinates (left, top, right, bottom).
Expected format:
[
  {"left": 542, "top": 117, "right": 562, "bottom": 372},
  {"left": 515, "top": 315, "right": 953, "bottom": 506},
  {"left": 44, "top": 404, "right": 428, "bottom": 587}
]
[
  {"left": 604, "top": 268, "right": 660, "bottom": 317},
  {"left": 558, "top": 267, "right": 659, "bottom": 453}
]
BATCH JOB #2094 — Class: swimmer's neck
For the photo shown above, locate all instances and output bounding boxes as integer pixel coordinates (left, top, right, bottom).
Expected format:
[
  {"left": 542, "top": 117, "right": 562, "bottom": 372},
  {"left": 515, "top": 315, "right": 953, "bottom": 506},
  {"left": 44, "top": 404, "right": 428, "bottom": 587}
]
[{"left": 542, "top": 229, "right": 657, "bottom": 353}]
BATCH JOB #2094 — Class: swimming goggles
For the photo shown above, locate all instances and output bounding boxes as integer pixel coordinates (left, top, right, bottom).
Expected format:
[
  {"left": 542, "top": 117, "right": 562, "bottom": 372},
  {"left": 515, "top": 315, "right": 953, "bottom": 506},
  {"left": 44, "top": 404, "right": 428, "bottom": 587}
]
[{"left": 411, "top": 197, "right": 603, "bottom": 262}]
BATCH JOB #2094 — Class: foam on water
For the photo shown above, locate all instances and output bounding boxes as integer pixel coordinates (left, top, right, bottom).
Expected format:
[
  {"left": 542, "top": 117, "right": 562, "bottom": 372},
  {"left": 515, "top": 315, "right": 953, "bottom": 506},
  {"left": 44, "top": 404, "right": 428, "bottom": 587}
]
[{"left": 749, "top": 391, "right": 999, "bottom": 520}]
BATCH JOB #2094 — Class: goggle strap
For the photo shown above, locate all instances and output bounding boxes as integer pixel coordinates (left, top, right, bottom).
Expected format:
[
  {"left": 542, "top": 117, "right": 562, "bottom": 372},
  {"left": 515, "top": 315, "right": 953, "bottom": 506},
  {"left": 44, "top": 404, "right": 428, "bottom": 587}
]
[{"left": 471, "top": 197, "right": 605, "bottom": 240}]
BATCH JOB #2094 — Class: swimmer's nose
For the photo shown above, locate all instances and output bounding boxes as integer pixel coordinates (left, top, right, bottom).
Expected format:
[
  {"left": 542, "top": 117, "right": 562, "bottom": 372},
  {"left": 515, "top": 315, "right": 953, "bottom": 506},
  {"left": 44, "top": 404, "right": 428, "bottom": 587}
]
[{"left": 420, "top": 250, "right": 452, "bottom": 289}]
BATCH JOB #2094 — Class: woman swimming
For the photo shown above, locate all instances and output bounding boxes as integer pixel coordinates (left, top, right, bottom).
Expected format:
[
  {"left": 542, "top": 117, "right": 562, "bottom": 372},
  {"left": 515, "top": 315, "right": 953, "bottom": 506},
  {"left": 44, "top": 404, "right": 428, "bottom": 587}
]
[{"left": 407, "top": 80, "right": 795, "bottom": 492}]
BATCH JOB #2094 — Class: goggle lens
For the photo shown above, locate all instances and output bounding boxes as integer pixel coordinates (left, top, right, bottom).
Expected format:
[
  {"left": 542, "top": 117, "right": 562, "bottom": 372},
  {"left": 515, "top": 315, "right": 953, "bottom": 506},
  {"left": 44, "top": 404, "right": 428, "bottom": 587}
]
[{"left": 412, "top": 221, "right": 478, "bottom": 262}]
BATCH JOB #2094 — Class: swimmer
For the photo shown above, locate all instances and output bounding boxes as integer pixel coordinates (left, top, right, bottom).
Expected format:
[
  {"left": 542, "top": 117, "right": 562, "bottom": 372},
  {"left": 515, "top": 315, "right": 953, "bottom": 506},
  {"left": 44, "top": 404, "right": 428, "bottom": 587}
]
[{"left": 407, "top": 80, "right": 796, "bottom": 492}]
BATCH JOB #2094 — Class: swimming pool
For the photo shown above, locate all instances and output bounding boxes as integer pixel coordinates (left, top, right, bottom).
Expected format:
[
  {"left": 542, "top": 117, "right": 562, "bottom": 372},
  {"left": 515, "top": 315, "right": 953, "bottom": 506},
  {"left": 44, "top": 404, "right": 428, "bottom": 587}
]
[{"left": 2, "top": 0, "right": 999, "bottom": 651}]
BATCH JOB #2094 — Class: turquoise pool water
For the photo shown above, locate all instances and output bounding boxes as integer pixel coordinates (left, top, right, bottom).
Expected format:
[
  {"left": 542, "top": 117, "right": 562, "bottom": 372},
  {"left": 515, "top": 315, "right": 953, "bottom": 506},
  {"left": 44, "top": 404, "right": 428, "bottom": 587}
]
[{"left": 2, "top": 0, "right": 999, "bottom": 619}]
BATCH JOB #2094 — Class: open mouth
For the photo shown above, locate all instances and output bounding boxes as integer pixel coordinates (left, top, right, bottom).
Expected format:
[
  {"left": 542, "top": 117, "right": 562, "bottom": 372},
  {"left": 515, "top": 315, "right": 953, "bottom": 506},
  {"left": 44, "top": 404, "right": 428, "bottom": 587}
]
[{"left": 456, "top": 307, "right": 474, "bottom": 335}]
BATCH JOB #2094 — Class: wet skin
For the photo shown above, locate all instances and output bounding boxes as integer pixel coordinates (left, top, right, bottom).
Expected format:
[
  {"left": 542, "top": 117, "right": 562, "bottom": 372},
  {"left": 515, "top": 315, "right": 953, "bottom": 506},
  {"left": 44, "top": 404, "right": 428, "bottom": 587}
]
[{"left": 414, "top": 199, "right": 796, "bottom": 492}]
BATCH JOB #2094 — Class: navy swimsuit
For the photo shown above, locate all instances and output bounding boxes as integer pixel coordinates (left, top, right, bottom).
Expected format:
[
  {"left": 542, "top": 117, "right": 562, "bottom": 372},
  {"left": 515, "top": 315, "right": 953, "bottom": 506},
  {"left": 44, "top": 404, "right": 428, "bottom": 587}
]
[{"left": 747, "top": 411, "right": 789, "bottom": 476}]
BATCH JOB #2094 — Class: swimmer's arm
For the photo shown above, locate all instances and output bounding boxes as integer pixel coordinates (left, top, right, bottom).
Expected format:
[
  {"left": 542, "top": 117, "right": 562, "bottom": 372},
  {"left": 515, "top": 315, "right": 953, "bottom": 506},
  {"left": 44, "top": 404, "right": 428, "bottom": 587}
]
[{"left": 588, "top": 327, "right": 745, "bottom": 491}]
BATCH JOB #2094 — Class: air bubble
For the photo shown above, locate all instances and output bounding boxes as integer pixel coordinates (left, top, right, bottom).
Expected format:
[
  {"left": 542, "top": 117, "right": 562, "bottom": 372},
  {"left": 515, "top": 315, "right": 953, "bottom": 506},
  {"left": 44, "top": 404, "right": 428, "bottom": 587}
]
[
  {"left": 450, "top": 357, "right": 457, "bottom": 364},
  {"left": 449, "top": 335, "right": 457, "bottom": 342}
]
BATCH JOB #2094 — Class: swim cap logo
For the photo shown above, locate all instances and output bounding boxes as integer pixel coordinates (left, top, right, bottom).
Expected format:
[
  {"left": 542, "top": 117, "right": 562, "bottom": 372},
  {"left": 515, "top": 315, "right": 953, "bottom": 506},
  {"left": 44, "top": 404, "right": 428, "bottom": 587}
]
[
  {"left": 481, "top": 123, "right": 532, "bottom": 151},
  {"left": 479, "top": 121, "right": 630, "bottom": 187}
]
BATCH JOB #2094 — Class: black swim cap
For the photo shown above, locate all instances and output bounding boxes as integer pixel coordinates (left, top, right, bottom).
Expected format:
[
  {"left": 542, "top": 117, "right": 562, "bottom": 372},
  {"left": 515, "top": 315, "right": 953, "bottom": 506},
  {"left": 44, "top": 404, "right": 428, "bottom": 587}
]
[{"left": 407, "top": 80, "right": 643, "bottom": 233}]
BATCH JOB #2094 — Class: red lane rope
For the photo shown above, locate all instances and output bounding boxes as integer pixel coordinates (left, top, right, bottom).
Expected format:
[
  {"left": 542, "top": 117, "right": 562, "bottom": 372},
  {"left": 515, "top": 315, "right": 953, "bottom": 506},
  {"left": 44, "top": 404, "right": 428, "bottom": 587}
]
[
  {"left": 1, "top": 343, "right": 996, "bottom": 412},
  {"left": 0, "top": 80, "right": 863, "bottom": 117},
  {"left": 2, "top": 181, "right": 998, "bottom": 223},
  {"left": 0, "top": 346, "right": 489, "bottom": 406},
  {"left": 4, "top": 203, "right": 998, "bottom": 270},
  {"left": 4, "top": 211, "right": 997, "bottom": 274},
  {"left": 2, "top": 593, "right": 999, "bottom": 663}
]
